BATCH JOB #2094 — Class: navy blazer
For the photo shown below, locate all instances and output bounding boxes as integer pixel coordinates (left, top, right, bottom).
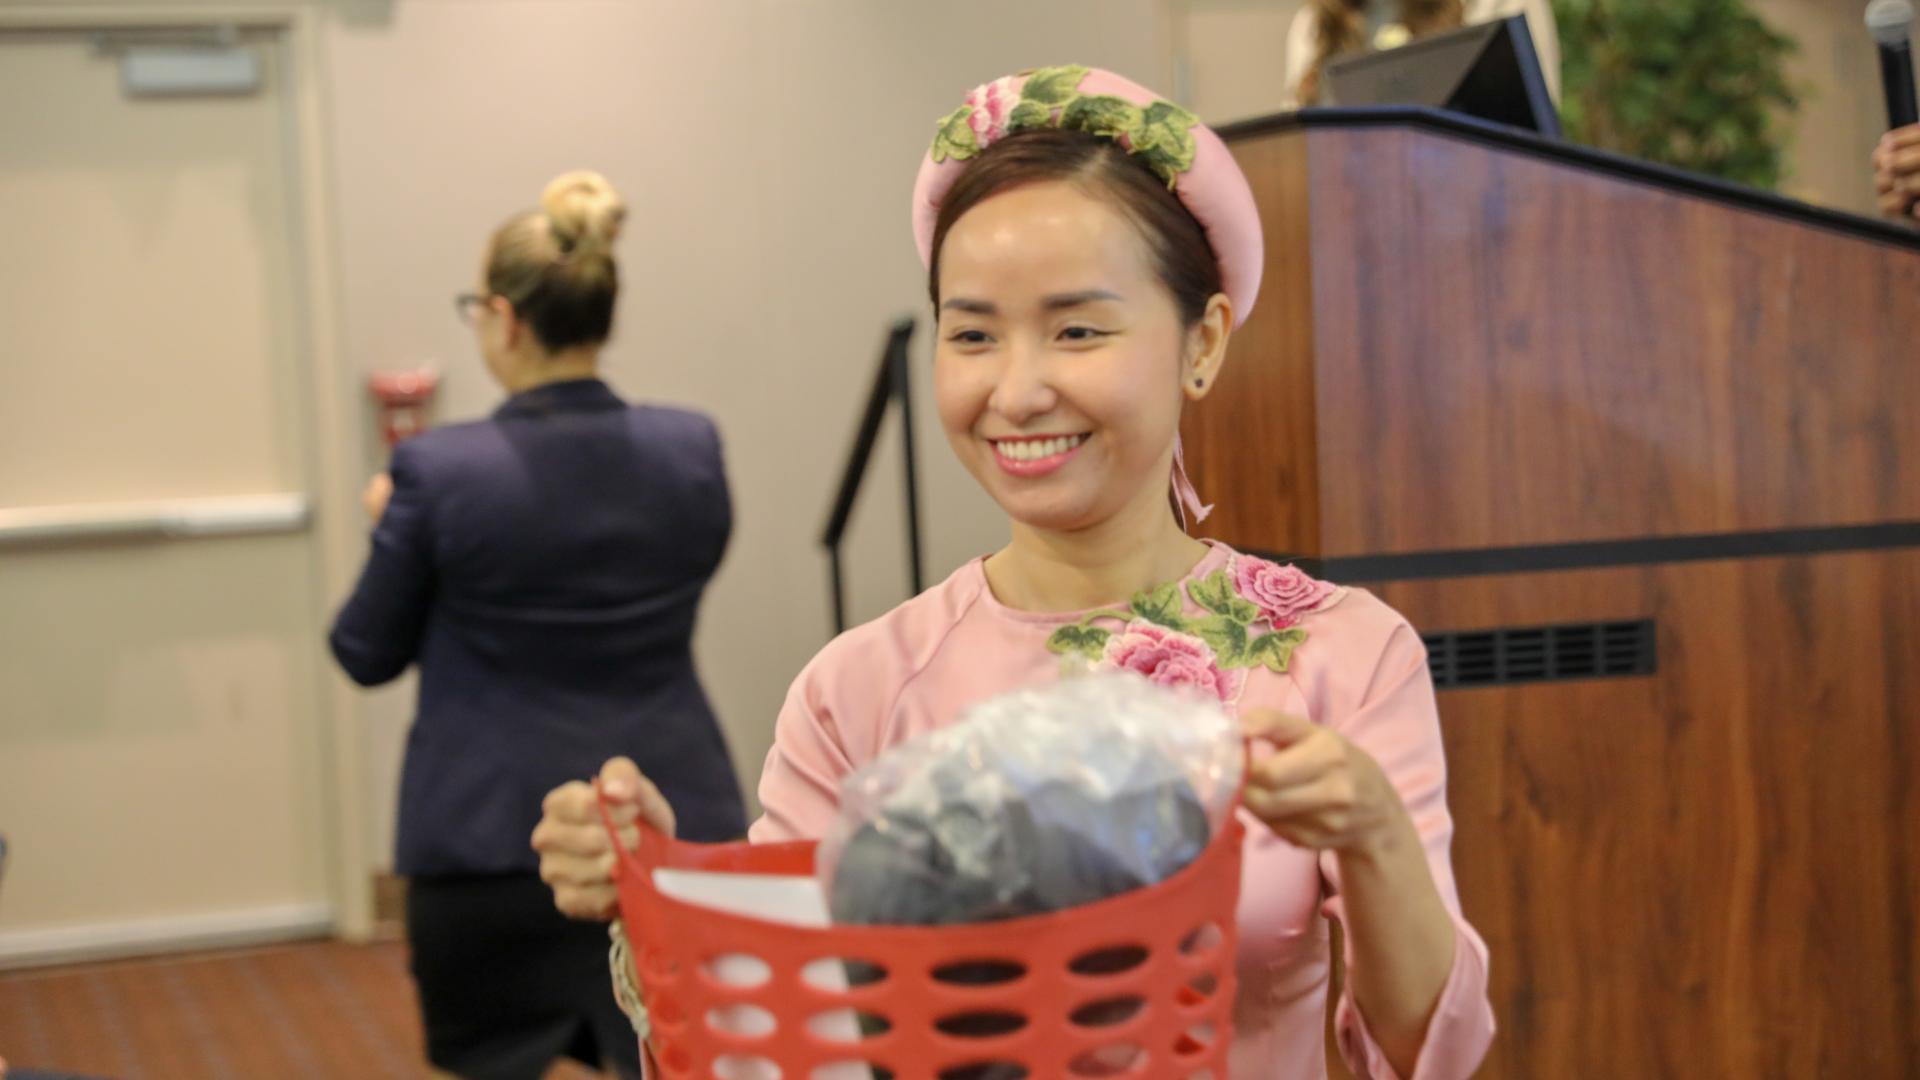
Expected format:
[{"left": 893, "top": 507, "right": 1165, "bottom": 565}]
[{"left": 330, "top": 378, "right": 747, "bottom": 877}]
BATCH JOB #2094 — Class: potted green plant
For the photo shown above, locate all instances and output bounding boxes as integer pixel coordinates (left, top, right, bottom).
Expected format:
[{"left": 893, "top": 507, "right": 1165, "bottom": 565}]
[{"left": 1553, "top": 0, "right": 1802, "bottom": 188}]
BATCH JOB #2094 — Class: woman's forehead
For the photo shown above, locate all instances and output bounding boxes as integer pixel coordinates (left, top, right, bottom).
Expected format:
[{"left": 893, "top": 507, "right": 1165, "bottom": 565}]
[{"left": 940, "top": 182, "right": 1156, "bottom": 291}]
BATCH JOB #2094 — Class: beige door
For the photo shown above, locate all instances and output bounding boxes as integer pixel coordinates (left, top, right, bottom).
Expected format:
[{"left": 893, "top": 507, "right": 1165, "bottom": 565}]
[{"left": 0, "top": 23, "right": 336, "bottom": 965}]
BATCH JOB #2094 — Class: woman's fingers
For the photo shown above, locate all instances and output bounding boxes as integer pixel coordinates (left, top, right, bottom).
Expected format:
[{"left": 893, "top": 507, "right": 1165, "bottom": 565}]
[
  {"left": 1241, "top": 708, "right": 1317, "bottom": 748},
  {"left": 551, "top": 880, "right": 620, "bottom": 922},
  {"left": 599, "top": 756, "right": 675, "bottom": 840},
  {"left": 1247, "top": 736, "right": 1336, "bottom": 792},
  {"left": 532, "top": 756, "right": 675, "bottom": 922}
]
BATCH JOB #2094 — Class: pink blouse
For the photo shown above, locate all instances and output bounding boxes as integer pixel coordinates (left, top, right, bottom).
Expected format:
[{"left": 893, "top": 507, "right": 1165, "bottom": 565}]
[{"left": 748, "top": 542, "right": 1494, "bottom": 1079}]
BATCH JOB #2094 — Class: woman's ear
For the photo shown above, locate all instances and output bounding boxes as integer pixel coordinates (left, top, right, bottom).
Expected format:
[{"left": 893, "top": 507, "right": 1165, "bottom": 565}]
[
  {"left": 494, "top": 296, "right": 524, "bottom": 349},
  {"left": 1182, "top": 293, "right": 1234, "bottom": 401}
]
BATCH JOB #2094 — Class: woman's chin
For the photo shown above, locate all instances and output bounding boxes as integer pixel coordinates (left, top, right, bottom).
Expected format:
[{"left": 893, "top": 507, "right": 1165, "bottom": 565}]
[{"left": 986, "top": 488, "right": 1105, "bottom": 533}]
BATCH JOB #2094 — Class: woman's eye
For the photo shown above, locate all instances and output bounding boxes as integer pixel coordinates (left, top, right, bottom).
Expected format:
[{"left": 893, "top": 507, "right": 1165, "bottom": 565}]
[{"left": 1059, "top": 327, "right": 1109, "bottom": 342}]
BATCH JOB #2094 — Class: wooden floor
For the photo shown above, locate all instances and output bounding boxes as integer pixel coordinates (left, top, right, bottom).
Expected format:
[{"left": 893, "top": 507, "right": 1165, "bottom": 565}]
[{"left": 0, "top": 940, "right": 605, "bottom": 1080}]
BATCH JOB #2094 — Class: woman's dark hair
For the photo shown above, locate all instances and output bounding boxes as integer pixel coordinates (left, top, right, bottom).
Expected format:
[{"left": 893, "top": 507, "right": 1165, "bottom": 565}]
[
  {"left": 486, "top": 171, "right": 625, "bottom": 352},
  {"left": 928, "top": 127, "right": 1222, "bottom": 326}
]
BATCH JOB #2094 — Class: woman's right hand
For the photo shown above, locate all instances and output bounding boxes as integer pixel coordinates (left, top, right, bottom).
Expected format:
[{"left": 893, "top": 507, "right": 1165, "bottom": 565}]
[
  {"left": 531, "top": 756, "right": 675, "bottom": 920},
  {"left": 1875, "top": 125, "right": 1920, "bottom": 222}
]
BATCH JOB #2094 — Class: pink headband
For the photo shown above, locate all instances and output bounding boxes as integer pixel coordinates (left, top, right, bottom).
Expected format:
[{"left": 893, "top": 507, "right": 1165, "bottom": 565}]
[{"left": 911, "top": 65, "right": 1263, "bottom": 328}]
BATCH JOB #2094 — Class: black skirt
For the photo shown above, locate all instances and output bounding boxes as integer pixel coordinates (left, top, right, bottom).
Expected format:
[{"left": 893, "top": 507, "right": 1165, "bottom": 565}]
[{"left": 406, "top": 874, "right": 640, "bottom": 1080}]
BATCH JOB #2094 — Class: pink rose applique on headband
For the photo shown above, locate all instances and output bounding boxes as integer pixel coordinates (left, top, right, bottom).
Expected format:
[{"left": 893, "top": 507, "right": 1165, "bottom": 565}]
[
  {"left": 914, "top": 64, "right": 1264, "bottom": 330},
  {"left": 930, "top": 64, "right": 1200, "bottom": 188}
]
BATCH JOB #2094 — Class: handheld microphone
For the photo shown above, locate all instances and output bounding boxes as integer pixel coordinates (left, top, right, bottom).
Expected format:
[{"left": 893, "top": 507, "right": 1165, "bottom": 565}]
[{"left": 1868, "top": 0, "right": 1919, "bottom": 130}]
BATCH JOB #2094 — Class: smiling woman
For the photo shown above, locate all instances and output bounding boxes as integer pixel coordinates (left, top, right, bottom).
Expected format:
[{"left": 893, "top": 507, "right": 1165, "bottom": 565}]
[
  {"left": 927, "top": 131, "right": 1232, "bottom": 542},
  {"left": 533, "top": 66, "right": 1493, "bottom": 1080}
]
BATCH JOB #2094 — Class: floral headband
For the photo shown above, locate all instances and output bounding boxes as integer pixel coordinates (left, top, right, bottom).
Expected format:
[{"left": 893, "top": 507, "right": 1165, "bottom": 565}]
[{"left": 910, "top": 65, "right": 1263, "bottom": 329}]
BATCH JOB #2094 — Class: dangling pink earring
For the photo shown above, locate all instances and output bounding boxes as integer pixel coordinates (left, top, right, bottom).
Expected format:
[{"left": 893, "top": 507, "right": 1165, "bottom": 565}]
[{"left": 1171, "top": 433, "right": 1213, "bottom": 530}]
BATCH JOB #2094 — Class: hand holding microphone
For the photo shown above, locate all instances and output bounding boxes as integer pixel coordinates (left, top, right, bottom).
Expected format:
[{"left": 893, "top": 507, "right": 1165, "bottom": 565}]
[
  {"left": 1876, "top": 126, "right": 1920, "bottom": 220},
  {"left": 1869, "top": 0, "right": 1920, "bottom": 220}
]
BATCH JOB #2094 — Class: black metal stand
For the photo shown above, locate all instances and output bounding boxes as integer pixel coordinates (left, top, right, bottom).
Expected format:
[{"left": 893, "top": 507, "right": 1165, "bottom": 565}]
[{"left": 819, "top": 317, "right": 922, "bottom": 635}]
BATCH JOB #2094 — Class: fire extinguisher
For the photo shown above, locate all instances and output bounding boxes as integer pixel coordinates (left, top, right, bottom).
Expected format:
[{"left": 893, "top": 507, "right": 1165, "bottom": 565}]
[{"left": 367, "top": 369, "right": 440, "bottom": 448}]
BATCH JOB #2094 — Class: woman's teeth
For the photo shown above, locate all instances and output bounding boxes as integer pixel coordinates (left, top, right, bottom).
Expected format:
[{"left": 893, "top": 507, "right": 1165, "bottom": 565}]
[{"left": 995, "top": 435, "right": 1086, "bottom": 461}]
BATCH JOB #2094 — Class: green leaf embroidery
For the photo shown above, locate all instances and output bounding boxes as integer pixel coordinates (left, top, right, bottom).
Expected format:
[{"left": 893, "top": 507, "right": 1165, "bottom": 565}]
[
  {"left": 1247, "top": 629, "right": 1310, "bottom": 673},
  {"left": 1047, "top": 623, "right": 1111, "bottom": 661},
  {"left": 1059, "top": 94, "right": 1143, "bottom": 143},
  {"left": 1129, "top": 582, "right": 1187, "bottom": 631},
  {"left": 1187, "top": 570, "right": 1237, "bottom": 618},
  {"left": 1142, "top": 99, "right": 1200, "bottom": 134},
  {"left": 1130, "top": 100, "right": 1200, "bottom": 186},
  {"left": 930, "top": 66, "right": 1201, "bottom": 187},
  {"left": 1007, "top": 99, "right": 1053, "bottom": 131},
  {"left": 1193, "top": 614, "right": 1250, "bottom": 668},
  {"left": 1020, "top": 64, "right": 1089, "bottom": 107},
  {"left": 931, "top": 104, "right": 979, "bottom": 163}
]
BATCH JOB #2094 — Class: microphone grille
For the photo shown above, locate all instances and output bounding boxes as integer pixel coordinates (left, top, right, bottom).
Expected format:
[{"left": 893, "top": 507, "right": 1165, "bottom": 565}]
[{"left": 1868, "top": 0, "right": 1914, "bottom": 44}]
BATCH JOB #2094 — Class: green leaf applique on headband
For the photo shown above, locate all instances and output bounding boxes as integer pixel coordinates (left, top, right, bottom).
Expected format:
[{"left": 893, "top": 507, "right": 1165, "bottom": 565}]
[{"left": 930, "top": 65, "right": 1201, "bottom": 188}]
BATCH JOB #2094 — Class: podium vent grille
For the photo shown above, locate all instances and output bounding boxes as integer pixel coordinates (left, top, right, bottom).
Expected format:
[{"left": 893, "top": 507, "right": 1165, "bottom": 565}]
[{"left": 1421, "top": 619, "right": 1655, "bottom": 690}]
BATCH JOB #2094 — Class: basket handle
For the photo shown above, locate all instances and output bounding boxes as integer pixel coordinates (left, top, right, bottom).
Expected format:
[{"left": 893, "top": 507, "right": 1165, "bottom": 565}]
[{"left": 593, "top": 776, "right": 671, "bottom": 883}]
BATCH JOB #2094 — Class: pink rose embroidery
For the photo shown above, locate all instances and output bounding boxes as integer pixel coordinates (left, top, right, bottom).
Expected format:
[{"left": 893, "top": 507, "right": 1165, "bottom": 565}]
[
  {"left": 963, "top": 76, "right": 1018, "bottom": 144},
  {"left": 1101, "top": 621, "right": 1246, "bottom": 706},
  {"left": 1232, "top": 557, "right": 1335, "bottom": 629}
]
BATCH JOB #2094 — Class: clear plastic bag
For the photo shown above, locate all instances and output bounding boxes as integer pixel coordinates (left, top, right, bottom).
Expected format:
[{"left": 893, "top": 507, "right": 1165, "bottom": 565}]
[{"left": 817, "top": 671, "right": 1244, "bottom": 926}]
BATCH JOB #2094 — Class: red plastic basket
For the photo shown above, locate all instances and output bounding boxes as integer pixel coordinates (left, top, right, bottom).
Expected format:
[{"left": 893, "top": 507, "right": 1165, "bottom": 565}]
[{"left": 601, "top": 795, "right": 1245, "bottom": 1080}]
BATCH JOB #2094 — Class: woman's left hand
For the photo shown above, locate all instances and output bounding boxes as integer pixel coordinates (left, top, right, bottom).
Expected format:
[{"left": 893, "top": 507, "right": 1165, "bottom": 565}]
[
  {"left": 361, "top": 471, "right": 394, "bottom": 522},
  {"left": 1240, "top": 709, "right": 1408, "bottom": 855}
]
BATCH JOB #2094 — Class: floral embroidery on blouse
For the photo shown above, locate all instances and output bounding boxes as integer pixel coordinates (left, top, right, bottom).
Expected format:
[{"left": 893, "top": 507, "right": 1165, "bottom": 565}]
[{"left": 1045, "top": 554, "right": 1344, "bottom": 708}]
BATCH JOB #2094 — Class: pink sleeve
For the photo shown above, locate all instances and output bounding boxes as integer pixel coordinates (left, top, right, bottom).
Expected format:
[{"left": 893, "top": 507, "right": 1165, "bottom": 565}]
[
  {"left": 747, "top": 659, "right": 858, "bottom": 844},
  {"left": 743, "top": 580, "right": 978, "bottom": 845},
  {"left": 1317, "top": 612, "right": 1495, "bottom": 1080}
]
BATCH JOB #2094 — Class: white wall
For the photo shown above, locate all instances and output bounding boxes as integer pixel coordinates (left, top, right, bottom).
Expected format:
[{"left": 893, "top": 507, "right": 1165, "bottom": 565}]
[{"left": 320, "top": 0, "right": 1176, "bottom": 857}]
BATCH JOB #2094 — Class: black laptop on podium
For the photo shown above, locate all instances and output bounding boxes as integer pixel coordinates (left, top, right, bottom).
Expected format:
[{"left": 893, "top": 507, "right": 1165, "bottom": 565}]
[{"left": 1324, "top": 13, "right": 1561, "bottom": 137}]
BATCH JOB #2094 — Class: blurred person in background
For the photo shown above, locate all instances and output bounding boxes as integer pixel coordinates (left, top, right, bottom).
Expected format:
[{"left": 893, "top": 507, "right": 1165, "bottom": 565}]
[
  {"left": 1283, "top": 0, "right": 1560, "bottom": 107},
  {"left": 330, "top": 171, "right": 746, "bottom": 1080}
]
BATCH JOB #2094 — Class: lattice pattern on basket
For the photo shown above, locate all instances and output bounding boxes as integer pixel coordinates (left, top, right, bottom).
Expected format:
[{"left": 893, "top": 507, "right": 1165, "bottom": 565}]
[{"left": 609, "top": 810, "right": 1246, "bottom": 1080}]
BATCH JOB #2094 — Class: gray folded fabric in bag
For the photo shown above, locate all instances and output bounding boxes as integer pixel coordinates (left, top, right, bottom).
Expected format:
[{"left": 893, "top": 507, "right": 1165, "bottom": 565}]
[
  {"left": 828, "top": 742, "right": 1210, "bottom": 925},
  {"left": 820, "top": 673, "right": 1240, "bottom": 927}
]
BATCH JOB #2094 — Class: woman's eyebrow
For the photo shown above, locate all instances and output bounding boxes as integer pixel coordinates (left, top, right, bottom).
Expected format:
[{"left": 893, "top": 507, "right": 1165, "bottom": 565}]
[{"left": 1042, "top": 289, "right": 1124, "bottom": 310}]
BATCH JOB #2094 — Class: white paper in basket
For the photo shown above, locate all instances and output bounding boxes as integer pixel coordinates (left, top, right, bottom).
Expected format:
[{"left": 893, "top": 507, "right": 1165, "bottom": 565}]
[{"left": 650, "top": 868, "right": 871, "bottom": 1080}]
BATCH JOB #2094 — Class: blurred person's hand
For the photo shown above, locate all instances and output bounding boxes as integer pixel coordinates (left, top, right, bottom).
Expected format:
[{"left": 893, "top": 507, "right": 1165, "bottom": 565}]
[
  {"left": 361, "top": 471, "right": 394, "bottom": 521},
  {"left": 531, "top": 756, "right": 676, "bottom": 920},
  {"left": 1874, "top": 125, "right": 1920, "bottom": 222}
]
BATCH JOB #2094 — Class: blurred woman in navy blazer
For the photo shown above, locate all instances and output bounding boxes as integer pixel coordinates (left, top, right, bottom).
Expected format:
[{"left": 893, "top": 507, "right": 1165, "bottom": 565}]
[{"left": 330, "top": 171, "right": 745, "bottom": 1080}]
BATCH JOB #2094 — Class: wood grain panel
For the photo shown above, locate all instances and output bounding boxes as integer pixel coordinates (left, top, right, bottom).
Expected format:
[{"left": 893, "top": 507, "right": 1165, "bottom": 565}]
[
  {"left": 1369, "top": 548, "right": 1920, "bottom": 1078},
  {"left": 1203, "top": 122, "right": 1920, "bottom": 560},
  {"left": 1311, "top": 124, "right": 1920, "bottom": 555},
  {"left": 1182, "top": 133, "right": 1323, "bottom": 556}
]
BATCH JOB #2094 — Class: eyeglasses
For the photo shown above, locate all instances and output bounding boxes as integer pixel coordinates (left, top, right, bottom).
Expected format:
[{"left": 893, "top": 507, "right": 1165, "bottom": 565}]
[{"left": 454, "top": 291, "right": 493, "bottom": 325}]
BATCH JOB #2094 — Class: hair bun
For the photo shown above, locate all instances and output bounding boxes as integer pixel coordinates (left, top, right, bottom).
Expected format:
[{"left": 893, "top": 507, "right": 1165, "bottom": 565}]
[{"left": 541, "top": 170, "right": 625, "bottom": 255}]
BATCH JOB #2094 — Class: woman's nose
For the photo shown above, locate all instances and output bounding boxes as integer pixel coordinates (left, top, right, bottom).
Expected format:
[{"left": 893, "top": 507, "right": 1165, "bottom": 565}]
[{"left": 987, "top": 340, "right": 1057, "bottom": 424}]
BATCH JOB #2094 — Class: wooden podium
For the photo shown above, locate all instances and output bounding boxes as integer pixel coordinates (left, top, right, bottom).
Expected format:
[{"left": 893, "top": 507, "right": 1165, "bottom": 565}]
[{"left": 1184, "top": 108, "right": 1920, "bottom": 1077}]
